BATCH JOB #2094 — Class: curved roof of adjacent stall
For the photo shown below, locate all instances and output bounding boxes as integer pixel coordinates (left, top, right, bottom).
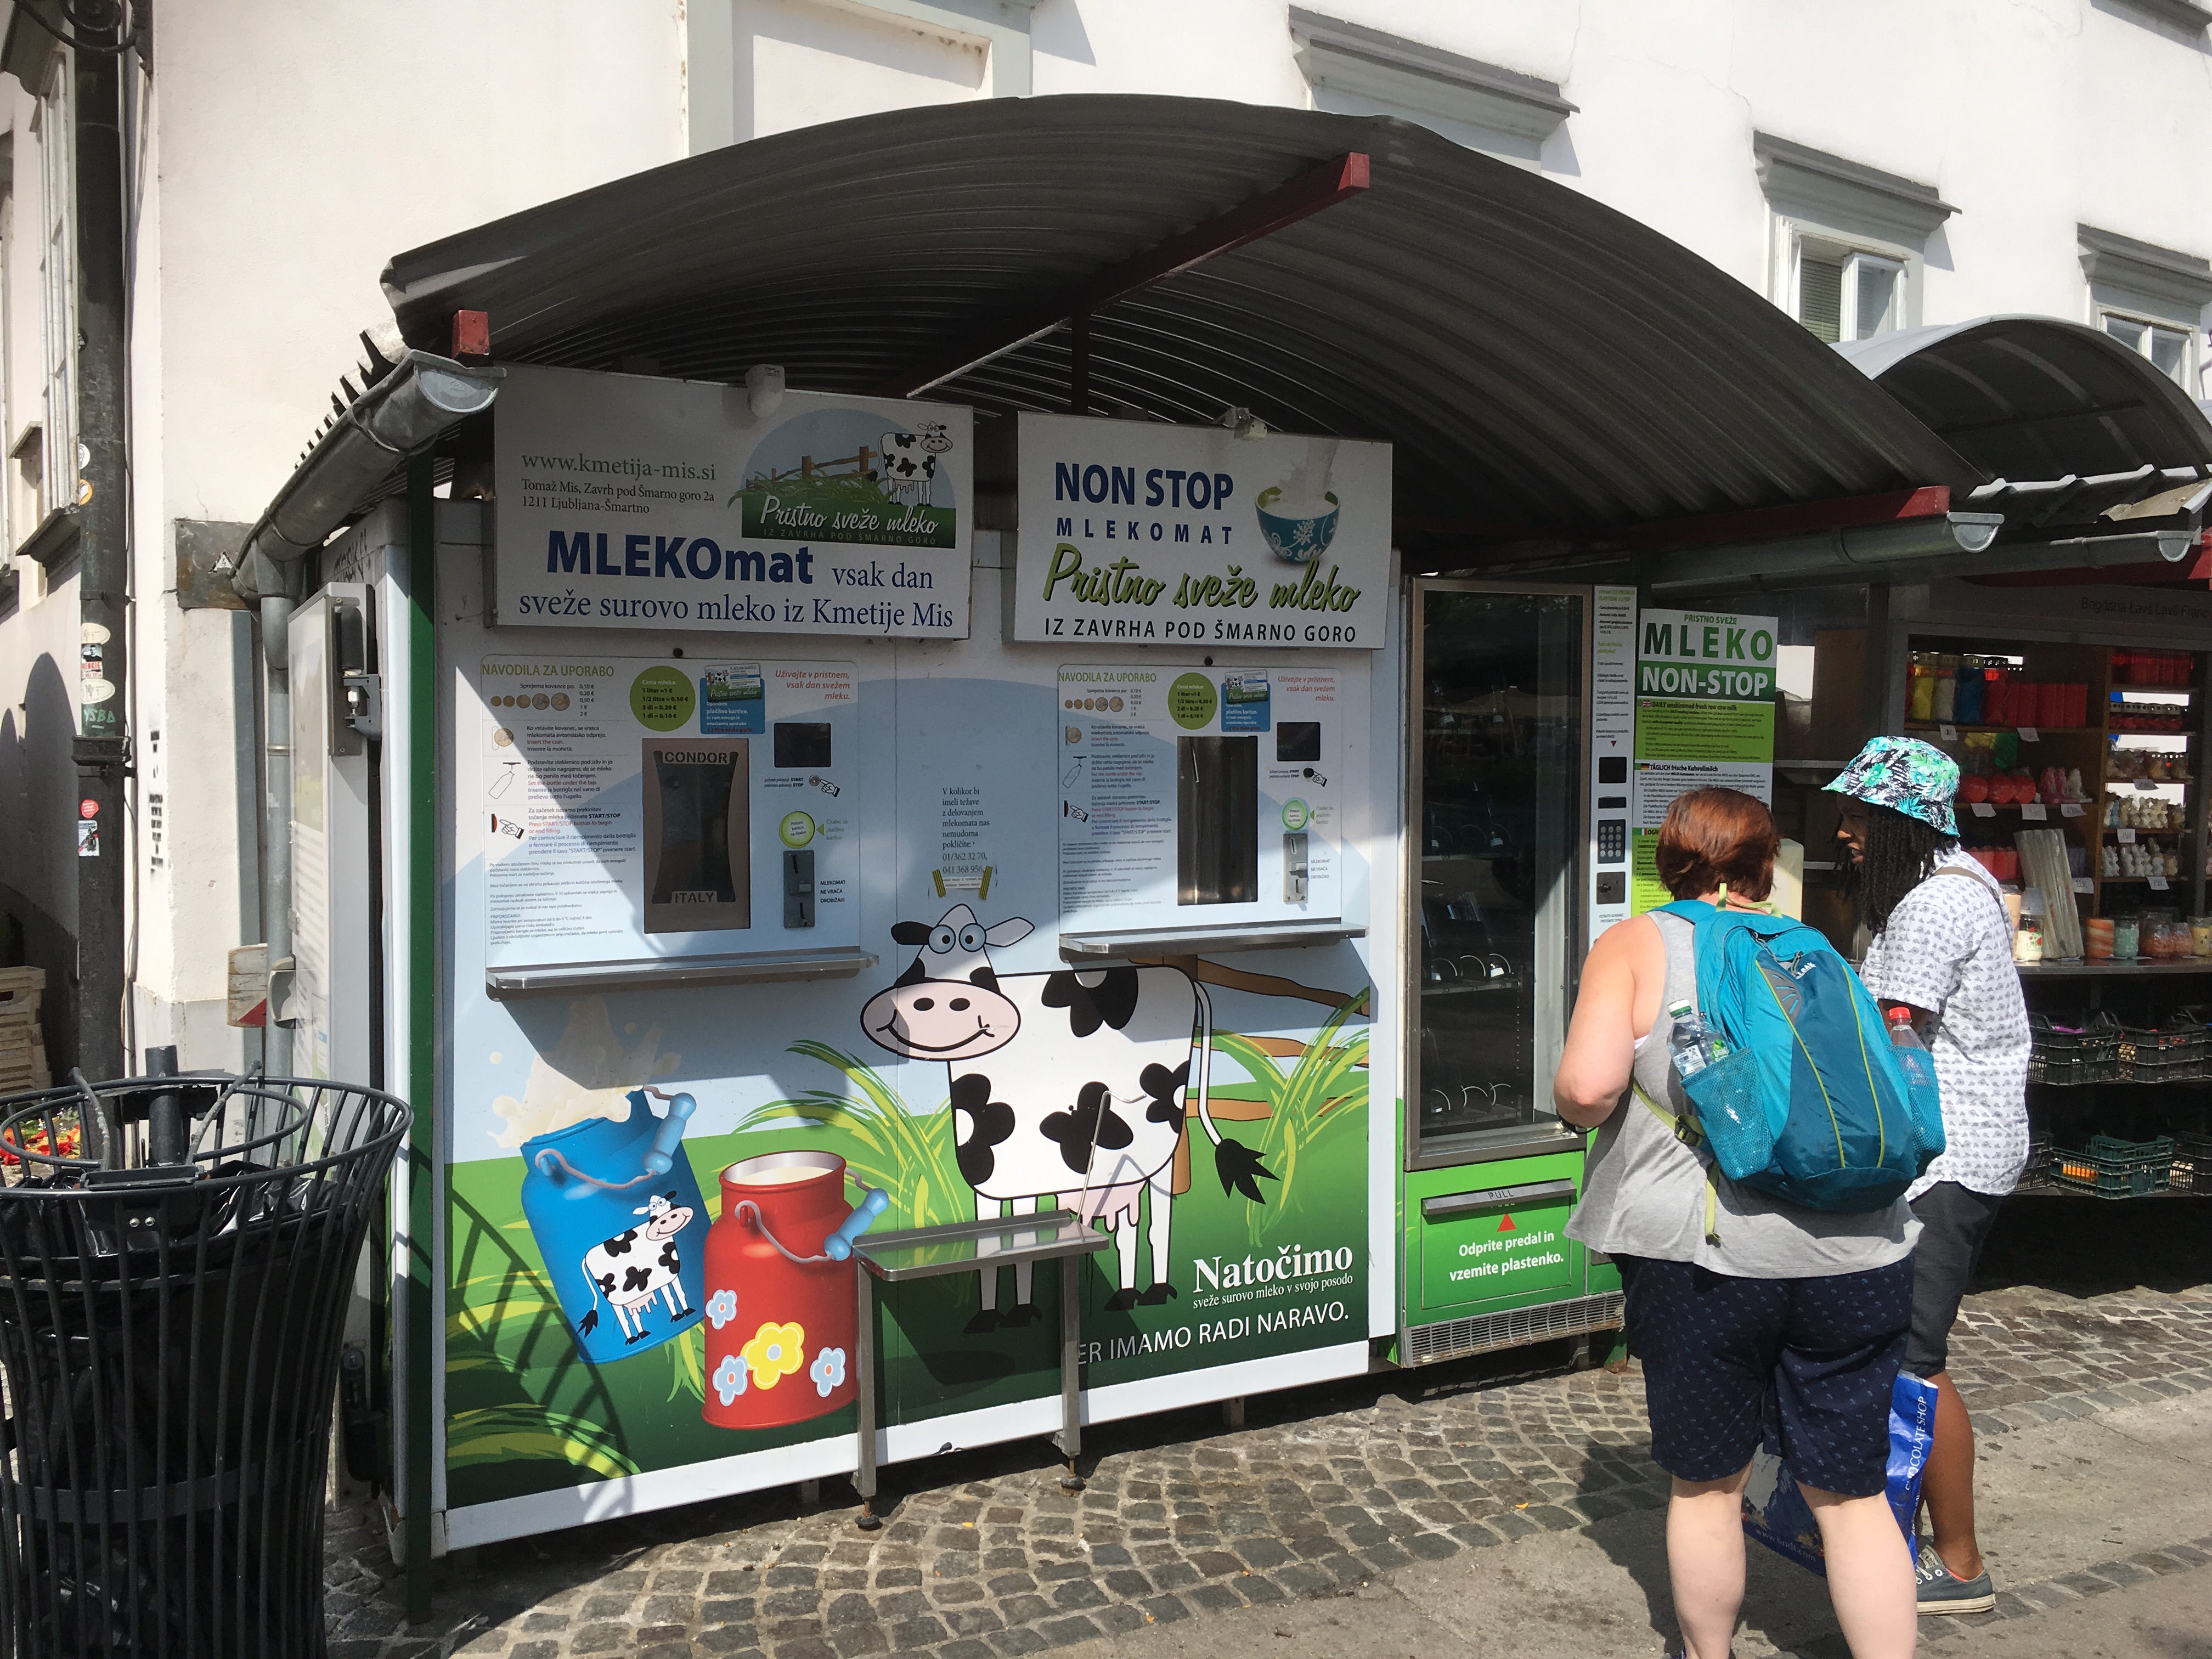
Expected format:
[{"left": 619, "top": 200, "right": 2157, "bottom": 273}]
[
  {"left": 1836, "top": 317, "right": 2212, "bottom": 526},
  {"left": 381, "top": 95, "right": 1974, "bottom": 544}
]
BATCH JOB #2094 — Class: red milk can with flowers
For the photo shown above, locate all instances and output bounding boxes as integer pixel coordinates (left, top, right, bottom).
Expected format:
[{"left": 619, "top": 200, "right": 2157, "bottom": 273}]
[{"left": 701, "top": 1149, "right": 887, "bottom": 1430}]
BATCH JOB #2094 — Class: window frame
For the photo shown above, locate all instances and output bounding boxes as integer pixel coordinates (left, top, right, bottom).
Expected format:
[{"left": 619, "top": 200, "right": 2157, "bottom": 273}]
[
  {"left": 1779, "top": 223, "right": 1918, "bottom": 345},
  {"left": 2098, "top": 305, "right": 2199, "bottom": 394}
]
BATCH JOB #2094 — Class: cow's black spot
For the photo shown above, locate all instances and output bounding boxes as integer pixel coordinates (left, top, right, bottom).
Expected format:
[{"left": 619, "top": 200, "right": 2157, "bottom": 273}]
[
  {"left": 1042, "top": 968, "right": 1142, "bottom": 1037},
  {"left": 950, "top": 1072, "right": 1016, "bottom": 1187},
  {"left": 596, "top": 1272, "right": 617, "bottom": 1296},
  {"left": 1040, "top": 1082, "right": 1135, "bottom": 1175},
  {"left": 968, "top": 965, "right": 1000, "bottom": 992},
  {"left": 621, "top": 1264, "right": 653, "bottom": 1295},
  {"left": 600, "top": 1228, "right": 638, "bottom": 1257},
  {"left": 658, "top": 1240, "right": 681, "bottom": 1274},
  {"left": 1141, "top": 1061, "right": 1189, "bottom": 1133},
  {"left": 894, "top": 957, "right": 932, "bottom": 988}
]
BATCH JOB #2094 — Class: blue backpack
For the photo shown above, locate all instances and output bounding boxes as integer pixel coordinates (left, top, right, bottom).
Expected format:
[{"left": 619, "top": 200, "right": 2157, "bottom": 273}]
[{"left": 1637, "top": 899, "right": 1945, "bottom": 1218}]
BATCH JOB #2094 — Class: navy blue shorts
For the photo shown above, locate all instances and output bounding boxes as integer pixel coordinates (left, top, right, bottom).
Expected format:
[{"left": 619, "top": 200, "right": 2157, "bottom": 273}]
[{"left": 1617, "top": 1254, "right": 1914, "bottom": 1498}]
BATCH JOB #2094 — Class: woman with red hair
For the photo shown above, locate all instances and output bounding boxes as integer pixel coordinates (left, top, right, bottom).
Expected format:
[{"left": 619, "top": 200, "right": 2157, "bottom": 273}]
[{"left": 1555, "top": 788, "right": 1920, "bottom": 1659}]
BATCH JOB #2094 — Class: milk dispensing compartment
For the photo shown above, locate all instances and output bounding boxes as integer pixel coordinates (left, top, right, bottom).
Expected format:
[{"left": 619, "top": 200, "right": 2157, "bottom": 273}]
[
  {"left": 477, "top": 655, "right": 867, "bottom": 995},
  {"left": 1057, "top": 665, "right": 1357, "bottom": 957}
]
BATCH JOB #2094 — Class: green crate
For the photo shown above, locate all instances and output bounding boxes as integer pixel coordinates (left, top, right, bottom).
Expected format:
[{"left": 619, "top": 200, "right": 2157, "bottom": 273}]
[{"left": 2050, "top": 1135, "right": 2174, "bottom": 1199}]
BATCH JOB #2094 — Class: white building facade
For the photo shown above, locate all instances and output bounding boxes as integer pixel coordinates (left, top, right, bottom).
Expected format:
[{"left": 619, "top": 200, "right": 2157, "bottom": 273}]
[{"left": 0, "top": 0, "right": 2206, "bottom": 1071}]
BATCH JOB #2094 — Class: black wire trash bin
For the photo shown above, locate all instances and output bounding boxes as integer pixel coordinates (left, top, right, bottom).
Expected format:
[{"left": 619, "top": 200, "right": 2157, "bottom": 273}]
[{"left": 0, "top": 1066, "right": 409, "bottom": 1658}]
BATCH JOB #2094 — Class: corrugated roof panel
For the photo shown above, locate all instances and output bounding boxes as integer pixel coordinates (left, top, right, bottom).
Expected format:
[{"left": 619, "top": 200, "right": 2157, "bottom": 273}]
[{"left": 383, "top": 95, "right": 1976, "bottom": 540}]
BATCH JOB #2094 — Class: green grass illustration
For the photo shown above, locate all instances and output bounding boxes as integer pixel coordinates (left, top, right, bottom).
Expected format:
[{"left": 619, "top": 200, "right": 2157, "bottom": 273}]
[
  {"left": 1209, "top": 995, "right": 1369, "bottom": 1243},
  {"left": 737, "top": 1039, "right": 968, "bottom": 1229}
]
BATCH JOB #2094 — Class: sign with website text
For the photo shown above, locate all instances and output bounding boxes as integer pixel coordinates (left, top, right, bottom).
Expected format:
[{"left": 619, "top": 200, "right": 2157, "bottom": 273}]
[
  {"left": 494, "top": 364, "right": 971, "bottom": 639},
  {"left": 1630, "top": 607, "right": 1778, "bottom": 913},
  {"left": 1014, "top": 413, "right": 1390, "bottom": 648}
]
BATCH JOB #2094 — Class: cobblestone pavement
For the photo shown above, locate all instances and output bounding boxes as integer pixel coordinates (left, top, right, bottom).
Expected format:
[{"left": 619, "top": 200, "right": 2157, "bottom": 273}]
[{"left": 325, "top": 1282, "right": 2212, "bottom": 1659}]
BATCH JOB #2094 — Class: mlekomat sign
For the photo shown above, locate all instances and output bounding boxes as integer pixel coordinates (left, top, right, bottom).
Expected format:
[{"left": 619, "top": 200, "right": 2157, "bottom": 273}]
[
  {"left": 1013, "top": 413, "right": 1391, "bottom": 648},
  {"left": 493, "top": 364, "right": 972, "bottom": 639}
]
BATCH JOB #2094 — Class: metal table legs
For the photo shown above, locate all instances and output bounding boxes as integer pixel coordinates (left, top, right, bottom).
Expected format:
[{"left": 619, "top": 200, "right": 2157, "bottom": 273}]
[
  {"left": 854, "top": 1260, "right": 881, "bottom": 1530},
  {"left": 1056, "top": 1251, "right": 1084, "bottom": 1492}
]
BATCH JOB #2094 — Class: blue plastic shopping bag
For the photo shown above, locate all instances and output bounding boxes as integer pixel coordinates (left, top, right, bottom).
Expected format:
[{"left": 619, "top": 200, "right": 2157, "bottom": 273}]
[{"left": 1740, "top": 1370, "right": 1939, "bottom": 1573}]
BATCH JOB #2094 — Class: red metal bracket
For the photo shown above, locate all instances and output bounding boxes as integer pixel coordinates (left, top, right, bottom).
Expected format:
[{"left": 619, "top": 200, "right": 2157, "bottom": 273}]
[{"left": 874, "top": 152, "right": 1372, "bottom": 402}]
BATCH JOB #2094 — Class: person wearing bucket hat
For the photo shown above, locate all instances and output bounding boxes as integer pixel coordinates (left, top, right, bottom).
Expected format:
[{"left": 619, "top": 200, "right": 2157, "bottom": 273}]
[{"left": 1829, "top": 735, "right": 2030, "bottom": 1618}]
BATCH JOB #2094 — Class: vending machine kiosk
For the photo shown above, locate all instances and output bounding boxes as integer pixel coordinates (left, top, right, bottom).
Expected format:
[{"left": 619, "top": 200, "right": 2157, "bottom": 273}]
[{"left": 1393, "top": 582, "right": 1634, "bottom": 1365}]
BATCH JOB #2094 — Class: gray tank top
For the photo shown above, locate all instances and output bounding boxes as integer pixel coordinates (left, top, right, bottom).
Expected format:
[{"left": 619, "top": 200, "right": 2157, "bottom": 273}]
[{"left": 1565, "top": 912, "right": 1920, "bottom": 1278}]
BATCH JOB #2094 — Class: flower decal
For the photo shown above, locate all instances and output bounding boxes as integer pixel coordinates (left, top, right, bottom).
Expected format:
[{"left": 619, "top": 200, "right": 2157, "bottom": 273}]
[
  {"left": 741, "top": 1321, "right": 806, "bottom": 1390},
  {"left": 712, "top": 1353, "right": 747, "bottom": 1407},
  {"left": 705, "top": 1288, "right": 737, "bottom": 1331},
  {"left": 810, "top": 1346, "right": 848, "bottom": 1398}
]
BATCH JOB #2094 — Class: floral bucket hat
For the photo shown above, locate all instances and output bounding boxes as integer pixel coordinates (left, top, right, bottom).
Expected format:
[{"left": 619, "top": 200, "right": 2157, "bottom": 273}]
[{"left": 1824, "top": 735, "right": 1959, "bottom": 836}]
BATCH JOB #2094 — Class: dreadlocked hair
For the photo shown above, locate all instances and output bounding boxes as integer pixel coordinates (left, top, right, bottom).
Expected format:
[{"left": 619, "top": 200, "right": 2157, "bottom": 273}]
[{"left": 1838, "top": 799, "right": 1960, "bottom": 936}]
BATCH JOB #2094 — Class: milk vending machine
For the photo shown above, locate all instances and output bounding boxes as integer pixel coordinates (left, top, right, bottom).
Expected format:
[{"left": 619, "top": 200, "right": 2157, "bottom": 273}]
[{"left": 1393, "top": 581, "right": 1634, "bottom": 1365}]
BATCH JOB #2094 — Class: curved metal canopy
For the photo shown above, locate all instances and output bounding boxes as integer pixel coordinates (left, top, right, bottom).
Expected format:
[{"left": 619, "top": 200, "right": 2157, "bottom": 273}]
[
  {"left": 1836, "top": 316, "right": 2212, "bottom": 516},
  {"left": 382, "top": 94, "right": 1974, "bottom": 543}
]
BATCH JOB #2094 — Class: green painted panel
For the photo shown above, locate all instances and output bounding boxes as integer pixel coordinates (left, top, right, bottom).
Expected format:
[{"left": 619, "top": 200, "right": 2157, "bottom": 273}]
[{"left": 1400, "top": 1147, "right": 1588, "bottom": 1322}]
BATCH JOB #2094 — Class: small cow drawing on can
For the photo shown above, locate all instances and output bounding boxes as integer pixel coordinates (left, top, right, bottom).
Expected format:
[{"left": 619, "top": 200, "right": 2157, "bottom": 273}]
[
  {"left": 578, "top": 1191, "right": 701, "bottom": 1345},
  {"left": 861, "top": 904, "right": 1275, "bottom": 1330}
]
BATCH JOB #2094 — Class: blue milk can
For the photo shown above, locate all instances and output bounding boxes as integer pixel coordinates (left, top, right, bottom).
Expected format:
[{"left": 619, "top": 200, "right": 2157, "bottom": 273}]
[{"left": 518, "top": 1088, "right": 709, "bottom": 1364}]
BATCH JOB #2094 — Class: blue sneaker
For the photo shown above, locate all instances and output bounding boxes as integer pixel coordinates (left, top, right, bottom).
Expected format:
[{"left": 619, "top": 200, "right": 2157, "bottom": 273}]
[{"left": 1915, "top": 1539, "right": 1996, "bottom": 1615}]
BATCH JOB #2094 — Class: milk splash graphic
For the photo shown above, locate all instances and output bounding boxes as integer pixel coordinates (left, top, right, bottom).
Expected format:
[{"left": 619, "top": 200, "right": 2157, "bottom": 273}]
[
  {"left": 490, "top": 994, "right": 683, "bottom": 1148},
  {"left": 1255, "top": 439, "right": 1342, "bottom": 565}
]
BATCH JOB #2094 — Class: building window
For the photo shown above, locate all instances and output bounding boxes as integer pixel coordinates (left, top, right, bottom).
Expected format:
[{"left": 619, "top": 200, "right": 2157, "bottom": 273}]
[
  {"left": 2102, "top": 313, "right": 2192, "bottom": 387},
  {"left": 35, "top": 58, "right": 73, "bottom": 525},
  {"left": 2078, "top": 225, "right": 2210, "bottom": 399},
  {"left": 1756, "top": 134, "right": 1954, "bottom": 348},
  {"left": 1792, "top": 241, "right": 1905, "bottom": 345}
]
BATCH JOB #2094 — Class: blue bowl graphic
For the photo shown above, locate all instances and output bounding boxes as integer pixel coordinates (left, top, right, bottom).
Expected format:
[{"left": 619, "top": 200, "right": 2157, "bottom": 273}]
[{"left": 1255, "top": 488, "right": 1340, "bottom": 564}]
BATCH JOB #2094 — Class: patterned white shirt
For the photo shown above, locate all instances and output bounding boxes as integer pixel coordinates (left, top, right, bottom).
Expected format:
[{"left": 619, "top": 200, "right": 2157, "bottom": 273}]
[{"left": 1857, "top": 849, "right": 2031, "bottom": 1199}]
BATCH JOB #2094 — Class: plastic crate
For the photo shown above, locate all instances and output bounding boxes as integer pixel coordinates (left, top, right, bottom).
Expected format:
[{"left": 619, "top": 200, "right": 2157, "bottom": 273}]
[
  {"left": 2118, "top": 1011, "right": 2211, "bottom": 1082},
  {"left": 2173, "top": 1132, "right": 2212, "bottom": 1197},
  {"left": 2050, "top": 1135, "right": 2174, "bottom": 1199},
  {"left": 2017, "top": 1134, "right": 2055, "bottom": 1190},
  {"left": 2029, "top": 1012, "right": 2123, "bottom": 1085}
]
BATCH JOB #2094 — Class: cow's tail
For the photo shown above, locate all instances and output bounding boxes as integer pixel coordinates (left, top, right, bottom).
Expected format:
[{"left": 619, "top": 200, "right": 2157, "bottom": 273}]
[
  {"left": 1190, "top": 980, "right": 1278, "bottom": 1204},
  {"left": 576, "top": 1263, "right": 606, "bottom": 1340}
]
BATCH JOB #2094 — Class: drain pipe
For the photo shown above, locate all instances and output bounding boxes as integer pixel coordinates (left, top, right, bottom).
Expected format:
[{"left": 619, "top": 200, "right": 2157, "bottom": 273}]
[{"left": 259, "top": 584, "right": 296, "bottom": 1077}]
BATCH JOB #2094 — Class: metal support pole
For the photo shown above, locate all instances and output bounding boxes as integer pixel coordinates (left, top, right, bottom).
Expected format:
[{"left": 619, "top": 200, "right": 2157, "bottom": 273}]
[
  {"left": 1057, "top": 1252, "right": 1084, "bottom": 1491},
  {"left": 261, "top": 594, "right": 295, "bottom": 1079},
  {"left": 402, "top": 458, "right": 439, "bottom": 1620},
  {"left": 71, "top": 37, "right": 129, "bottom": 1079},
  {"left": 1859, "top": 580, "right": 1893, "bottom": 744},
  {"left": 853, "top": 1263, "right": 880, "bottom": 1530}
]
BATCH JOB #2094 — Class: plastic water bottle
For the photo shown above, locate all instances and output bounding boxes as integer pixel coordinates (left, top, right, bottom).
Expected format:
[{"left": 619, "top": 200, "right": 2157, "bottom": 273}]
[
  {"left": 1887, "top": 1005, "right": 1937, "bottom": 1094},
  {"left": 1668, "top": 1001, "right": 1728, "bottom": 1079}
]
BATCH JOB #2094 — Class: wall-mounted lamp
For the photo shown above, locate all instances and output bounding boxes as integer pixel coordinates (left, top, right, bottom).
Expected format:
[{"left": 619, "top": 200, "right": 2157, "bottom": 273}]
[{"left": 746, "top": 364, "right": 787, "bottom": 419}]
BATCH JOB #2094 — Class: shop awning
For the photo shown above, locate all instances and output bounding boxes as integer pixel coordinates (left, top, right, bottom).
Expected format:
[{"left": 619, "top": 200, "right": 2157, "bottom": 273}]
[
  {"left": 379, "top": 94, "right": 1976, "bottom": 548},
  {"left": 1835, "top": 317, "right": 2212, "bottom": 529}
]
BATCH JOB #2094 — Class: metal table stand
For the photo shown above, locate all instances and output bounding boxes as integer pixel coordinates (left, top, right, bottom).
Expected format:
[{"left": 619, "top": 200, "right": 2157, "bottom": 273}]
[{"left": 850, "top": 1209, "right": 1111, "bottom": 1530}]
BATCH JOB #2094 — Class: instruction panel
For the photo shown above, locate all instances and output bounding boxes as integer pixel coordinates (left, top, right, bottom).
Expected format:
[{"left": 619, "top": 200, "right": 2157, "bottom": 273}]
[
  {"left": 477, "top": 654, "right": 857, "bottom": 969},
  {"left": 1057, "top": 663, "right": 1342, "bottom": 931}
]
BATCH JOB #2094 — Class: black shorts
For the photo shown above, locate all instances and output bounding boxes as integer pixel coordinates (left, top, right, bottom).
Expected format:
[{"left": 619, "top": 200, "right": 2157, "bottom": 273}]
[
  {"left": 1905, "top": 1181, "right": 2005, "bottom": 1375},
  {"left": 1617, "top": 1254, "right": 1915, "bottom": 1498}
]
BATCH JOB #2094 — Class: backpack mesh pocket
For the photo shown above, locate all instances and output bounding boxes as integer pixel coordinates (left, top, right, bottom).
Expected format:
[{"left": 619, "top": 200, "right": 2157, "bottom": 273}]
[{"left": 1681, "top": 1047, "right": 1773, "bottom": 1182}]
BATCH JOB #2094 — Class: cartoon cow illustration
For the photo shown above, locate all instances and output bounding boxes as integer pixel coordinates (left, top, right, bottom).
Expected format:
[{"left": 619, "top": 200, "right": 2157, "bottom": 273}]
[
  {"left": 878, "top": 431, "right": 939, "bottom": 505},
  {"left": 860, "top": 905, "right": 1274, "bottom": 1329},
  {"left": 577, "top": 1190, "right": 700, "bottom": 1345}
]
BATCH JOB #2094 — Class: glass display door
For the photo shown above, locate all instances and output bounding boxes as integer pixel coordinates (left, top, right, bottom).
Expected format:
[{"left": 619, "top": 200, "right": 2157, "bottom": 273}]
[{"left": 1407, "top": 582, "right": 1588, "bottom": 1167}]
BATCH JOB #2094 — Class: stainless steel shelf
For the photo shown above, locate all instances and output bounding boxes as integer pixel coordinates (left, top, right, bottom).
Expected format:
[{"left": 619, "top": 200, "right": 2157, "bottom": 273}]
[
  {"left": 486, "top": 948, "right": 878, "bottom": 998},
  {"left": 1058, "top": 921, "right": 1364, "bottom": 960}
]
